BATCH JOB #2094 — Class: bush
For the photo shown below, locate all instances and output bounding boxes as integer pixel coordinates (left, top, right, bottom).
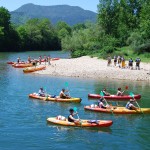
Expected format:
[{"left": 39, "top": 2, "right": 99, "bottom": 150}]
[
  {"left": 71, "top": 50, "right": 87, "bottom": 58},
  {"left": 135, "top": 42, "right": 150, "bottom": 54}
]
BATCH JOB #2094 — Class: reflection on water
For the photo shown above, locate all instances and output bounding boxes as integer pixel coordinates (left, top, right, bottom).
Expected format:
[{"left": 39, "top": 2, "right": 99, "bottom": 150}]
[{"left": 47, "top": 125, "right": 112, "bottom": 134}]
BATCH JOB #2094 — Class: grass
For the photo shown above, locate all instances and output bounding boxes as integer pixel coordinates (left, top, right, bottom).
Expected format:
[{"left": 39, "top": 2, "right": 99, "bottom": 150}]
[{"left": 90, "top": 46, "right": 150, "bottom": 63}]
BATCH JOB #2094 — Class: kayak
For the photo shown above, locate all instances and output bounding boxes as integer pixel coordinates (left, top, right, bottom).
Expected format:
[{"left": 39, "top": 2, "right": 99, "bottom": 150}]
[
  {"left": 7, "top": 61, "right": 15, "bottom": 64},
  {"left": 29, "top": 93, "right": 82, "bottom": 103},
  {"left": 7, "top": 61, "right": 25, "bottom": 65},
  {"left": 47, "top": 117, "right": 113, "bottom": 127},
  {"left": 23, "top": 66, "right": 46, "bottom": 73},
  {"left": 13, "top": 63, "right": 33, "bottom": 68},
  {"left": 84, "top": 106, "right": 150, "bottom": 114},
  {"left": 88, "top": 94, "right": 141, "bottom": 101}
]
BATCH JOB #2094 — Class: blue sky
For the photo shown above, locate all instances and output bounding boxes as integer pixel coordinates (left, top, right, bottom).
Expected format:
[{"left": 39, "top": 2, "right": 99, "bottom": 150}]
[{"left": 0, "top": 0, "right": 99, "bottom": 12}]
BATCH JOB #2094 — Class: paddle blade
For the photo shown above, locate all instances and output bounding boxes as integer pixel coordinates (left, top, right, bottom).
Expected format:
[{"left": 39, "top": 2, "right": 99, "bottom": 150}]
[
  {"left": 129, "top": 92, "right": 134, "bottom": 97},
  {"left": 125, "top": 86, "right": 128, "bottom": 90},
  {"left": 100, "top": 91, "right": 104, "bottom": 97},
  {"left": 65, "top": 82, "right": 69, "bottom": 87},
  {"left": 73, "top": 107, "right": 77, "bottom": 112}
]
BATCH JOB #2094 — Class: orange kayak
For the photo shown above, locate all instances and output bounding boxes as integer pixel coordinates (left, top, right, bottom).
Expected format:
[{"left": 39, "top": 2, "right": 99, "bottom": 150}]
[
  {"left": 47, "top": 117, "right": 113, "bottom": 127},
  {"left": 84, "top": 106, "right": 150, "bottom": 114},
  {"left": 13, "top": 63, "right": 33, "bottom": 68},
  {"left": 29, "top": 93, "right": 82, "bottom": 103},
  {"left": 23, "top": 66, "right": 46, "bottom": 73}
]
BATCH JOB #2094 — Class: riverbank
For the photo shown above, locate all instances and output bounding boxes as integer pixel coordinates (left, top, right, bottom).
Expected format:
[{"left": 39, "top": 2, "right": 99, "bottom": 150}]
[{"left": 36, "top": 56, "right": 150, "bottom": 81}]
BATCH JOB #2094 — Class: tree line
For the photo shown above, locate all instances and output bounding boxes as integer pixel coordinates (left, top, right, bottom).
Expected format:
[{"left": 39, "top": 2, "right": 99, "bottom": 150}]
[{"left": 0, "top": 0, "right": 150, "bottom": 58}]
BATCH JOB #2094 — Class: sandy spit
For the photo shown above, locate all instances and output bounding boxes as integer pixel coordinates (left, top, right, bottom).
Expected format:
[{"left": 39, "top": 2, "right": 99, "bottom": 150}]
[{"left": 36, "top": 56, "right": 150, "bottom": 81}]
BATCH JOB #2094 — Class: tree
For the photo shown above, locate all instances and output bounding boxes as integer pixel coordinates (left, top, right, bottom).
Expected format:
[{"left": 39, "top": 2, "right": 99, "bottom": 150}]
[{"left": 0, "top": 7, "right": 20, "bottom": 51}]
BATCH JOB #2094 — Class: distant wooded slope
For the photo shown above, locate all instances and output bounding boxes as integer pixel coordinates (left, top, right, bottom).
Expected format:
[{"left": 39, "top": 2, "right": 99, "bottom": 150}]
[{"left": 10, "top": 3, "right": 97, "bottom": 25}]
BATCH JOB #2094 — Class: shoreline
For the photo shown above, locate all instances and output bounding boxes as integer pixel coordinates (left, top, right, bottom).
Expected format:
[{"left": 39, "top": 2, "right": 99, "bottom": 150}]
[{"left": 35, "top": 56, "right": 150, "bottom": 81}]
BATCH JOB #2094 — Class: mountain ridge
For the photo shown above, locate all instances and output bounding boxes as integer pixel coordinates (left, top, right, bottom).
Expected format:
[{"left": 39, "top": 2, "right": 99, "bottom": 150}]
[{"left": 10, "top": 3, "right": 97, "bottom": 25}]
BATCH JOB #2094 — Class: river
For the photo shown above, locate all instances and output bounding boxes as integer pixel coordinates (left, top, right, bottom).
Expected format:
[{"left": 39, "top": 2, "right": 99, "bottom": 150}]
[{"left": 0, "top": 51, "right": 150, "bottom": 150}]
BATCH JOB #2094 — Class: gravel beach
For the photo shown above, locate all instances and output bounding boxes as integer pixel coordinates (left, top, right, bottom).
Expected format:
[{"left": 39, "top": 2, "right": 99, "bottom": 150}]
[{"left": 36, "top": 56, "right": 150, "bottom": 81}]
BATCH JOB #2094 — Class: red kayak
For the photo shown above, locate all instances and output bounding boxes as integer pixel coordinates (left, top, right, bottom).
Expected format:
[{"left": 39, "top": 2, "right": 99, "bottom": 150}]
[
  {"left": 88, "top": 94, "right": 141, "bottom": 101},
  {"left": 12, "top": 63, "right": 33, "bottom": 68},
  {"left": 7, "top": 61, "right": 25, "bottom": 65}
]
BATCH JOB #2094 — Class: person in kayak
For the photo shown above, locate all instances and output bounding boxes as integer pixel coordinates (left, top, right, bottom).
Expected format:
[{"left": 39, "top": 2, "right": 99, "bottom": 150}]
[
  {"left": 68, "top": 108, "right": 80, "bottom": 123},
  {"left": 116, "top": 88, "right": 124, "bottom": 96},
  {"left": 38, "top": 88, "right": 46, "bottom": 97},
  {"left": 59, "top": 88, "right": 70, "bottom": 99},
  {"left": 102, "top": 88, "right": 111, "bottom": 96},
  {"left": 98, "top": 97, "right": 108, "bottom": 109},
  {"left": 126, "top": 99, "right": 138, "bottom": 110}
]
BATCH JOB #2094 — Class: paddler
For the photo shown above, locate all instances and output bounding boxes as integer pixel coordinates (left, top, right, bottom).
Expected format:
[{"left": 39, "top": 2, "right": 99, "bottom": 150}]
[
  {"left": 102, "top": 88, "right": 111, "bottom": 96},
  {"left": 98, "top": 97, "right": 108, "bottom": 109},
  {"left": 116, "top": 88, "right": 124, "bottom": 96},
  {"left": 38, "top": 87, "right": 46, "bottom": 97},
  {"left": 59, "top": 88, "right": 70, "bottom": 99},
  {"left": 68, "top": 108, "right": 80, "bottom": 123},
  {"left": 126, "top": 99, "right": 138, "bottom": 110}
]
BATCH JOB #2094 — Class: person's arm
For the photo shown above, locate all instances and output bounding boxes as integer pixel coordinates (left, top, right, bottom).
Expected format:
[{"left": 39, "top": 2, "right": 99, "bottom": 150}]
[{"left": 131, "top": 104, "right": 138, "bottom": 110}]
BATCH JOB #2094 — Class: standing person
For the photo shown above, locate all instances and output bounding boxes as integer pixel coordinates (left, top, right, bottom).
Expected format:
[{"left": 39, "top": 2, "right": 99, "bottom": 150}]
[
  {"left": 39, "top": 56, "right": 42, "bottom": 65},
  {"left": 48, "top": 55, "right": 51, "bottom": 65},
  {"left": 114, "top": 55, "right": 117, "bottom": 66},
  {"left": 44, "top": 56, "right": 47, "bottom": 65},
  {"left": 116, "top": 88, "right": 124, "bottom": 96},
  {"left": 117, "top": 56, "right": 121, "bottom": 68},
  {"left": 135, "top": 57, "right": 141, "bottom": 70},
  {"left": 128, "top": 58, "right": 133, "bottom": 69},
  {"left": 28, "top": 56, "right": 31, "bottom": 63},
  {"left": 17, "top": 57, "right": 20, "bottom": 63},
  {"left": 121, "top": 57, "right": 125, "bottom": 68},
  {"left": 68, "top": 108, "right": 80, "bottom": 123},
  {"left": 107, "top": 56, "right": 112, "bottom": 66}
]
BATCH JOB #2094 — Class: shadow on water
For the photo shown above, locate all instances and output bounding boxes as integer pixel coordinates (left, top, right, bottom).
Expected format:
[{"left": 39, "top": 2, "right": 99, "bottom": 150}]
[{"left": 46, "top": 123, "right": 112, "bottom": 134}]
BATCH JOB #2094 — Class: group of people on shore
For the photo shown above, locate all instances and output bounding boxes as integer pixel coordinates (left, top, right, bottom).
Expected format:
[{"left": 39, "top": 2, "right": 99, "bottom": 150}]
[{"left": 107, "top": 56, "right": 141, "bottom": 70}]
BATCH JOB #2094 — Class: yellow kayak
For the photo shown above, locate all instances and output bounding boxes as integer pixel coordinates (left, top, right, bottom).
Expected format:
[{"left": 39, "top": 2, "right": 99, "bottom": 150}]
[
  {"left": 29, "top": 93, "right": 82, "bottom": 103},
  {"left": 23, "top": 66, "right": 46, "bottom": 73},
  {"left": 84, "top": 106, "right": 150, "bottom": 114},
  {"left": 47, "top": 117, "right": 113, "bottom": 127}
]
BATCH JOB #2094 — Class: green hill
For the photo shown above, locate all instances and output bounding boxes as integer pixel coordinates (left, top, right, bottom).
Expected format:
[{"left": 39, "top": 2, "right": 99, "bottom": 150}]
[{"left": 10, "top": 3, "right": 97, "bottom": 25}]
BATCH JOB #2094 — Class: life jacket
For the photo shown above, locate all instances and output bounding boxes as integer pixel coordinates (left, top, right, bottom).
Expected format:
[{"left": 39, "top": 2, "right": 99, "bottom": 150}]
[
  {"left": 68, "top": 115, "right": 74, "bottom": 122},
  {"left": 126, "top": 102, "right": 131, "bottom": 109},
  {"left": 136, "top": 58, "right": 140, "bottom": 63}
]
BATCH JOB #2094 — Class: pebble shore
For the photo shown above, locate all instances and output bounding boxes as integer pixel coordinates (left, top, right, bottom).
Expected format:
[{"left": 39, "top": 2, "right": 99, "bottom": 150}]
[{"left": 36, "top": 56, "right": 150, "bottom": 81}]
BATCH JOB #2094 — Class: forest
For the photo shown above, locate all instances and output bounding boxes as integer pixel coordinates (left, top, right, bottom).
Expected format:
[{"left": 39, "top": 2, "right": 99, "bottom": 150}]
[{"left": 0, "top": 0, "right": 150, "bottom": 61}]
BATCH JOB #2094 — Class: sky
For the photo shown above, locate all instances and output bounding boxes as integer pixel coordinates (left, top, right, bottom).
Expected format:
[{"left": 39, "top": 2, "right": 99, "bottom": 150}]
[{"left": 0, "top": 0, "right": 99, "bottom": 12}]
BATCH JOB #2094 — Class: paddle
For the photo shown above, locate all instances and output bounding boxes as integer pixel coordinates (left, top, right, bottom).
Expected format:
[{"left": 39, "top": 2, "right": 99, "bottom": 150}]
[
  {"left": 44, "top": 87, "right": 49, "bottom": 101},
  {"left": 100, "top": 91, "right": 114, "bottom": 115},
  {"left": 73, "top": 107, "right": 80, "bottom": 119},
  {"left": 129, "top": 92, "right": 144, "bottom": 114},
  {"left": 65, "top": 82, "right": 70, "bottom": 96}
]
